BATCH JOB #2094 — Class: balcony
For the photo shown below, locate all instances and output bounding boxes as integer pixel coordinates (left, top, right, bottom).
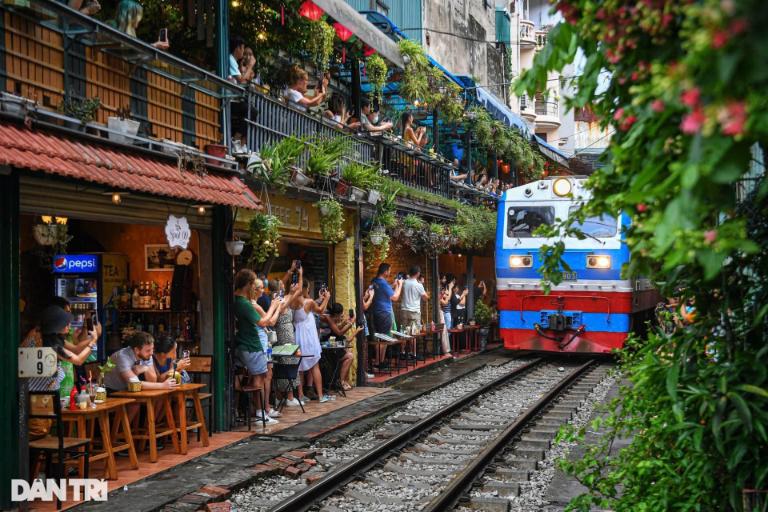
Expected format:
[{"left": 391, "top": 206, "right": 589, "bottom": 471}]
[
  {"left": 535, "top": 30, "right": 549, "bottom": 51},
  {"left": 520, "top": 20, "right": 536, "bottom": 49},
  {"left": 534, "top": 100, "right": 561, "bottom": 130},
  {"left": 519, "top": 94, "right": 537, "bottom": 122}
]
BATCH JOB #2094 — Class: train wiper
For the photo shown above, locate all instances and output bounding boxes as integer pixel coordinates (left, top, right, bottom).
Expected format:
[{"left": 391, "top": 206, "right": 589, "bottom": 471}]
[{"left": 579, "top": 231, "right": 605, "bottom": 245}]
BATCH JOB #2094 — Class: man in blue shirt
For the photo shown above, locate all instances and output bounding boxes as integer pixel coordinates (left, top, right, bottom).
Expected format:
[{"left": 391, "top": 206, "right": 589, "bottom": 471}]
[{"left": 370, "top": 263, "right": 403, "bottom": 368}]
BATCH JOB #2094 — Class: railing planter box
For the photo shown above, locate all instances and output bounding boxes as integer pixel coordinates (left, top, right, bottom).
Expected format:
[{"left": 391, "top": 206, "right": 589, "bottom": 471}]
[
  {"left": 161, "top": 139, "right": 190, "bottom": 156},
  {"left": 107, "top": 116, "right": 140, "bottom": 144},
  {"left": 1, "top": 93, "right": 34, "bottom": 115},
  {"left": 290, "top": 166, "right": 313, "bottom": 187},
  {"left": 204, "top": 144, "right": 228, "bottom": 165},
  {"left": 349, "top": 186, "right": 366, "bottom": 202},
  {"left": 367, "top": 189, "right": 381, "bottom": 205}
]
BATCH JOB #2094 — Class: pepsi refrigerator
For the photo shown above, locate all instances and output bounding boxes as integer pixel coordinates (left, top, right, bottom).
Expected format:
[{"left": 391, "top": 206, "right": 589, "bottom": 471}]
[{"left": 52, "top": 253, "right": 103, "bottom": 359}]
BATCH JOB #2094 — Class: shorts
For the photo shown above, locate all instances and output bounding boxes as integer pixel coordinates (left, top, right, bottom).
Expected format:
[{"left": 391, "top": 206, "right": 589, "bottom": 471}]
[
  {"left": 235, "top": 348, "right": 268, "bottom": 375},
  {"left": 372, "top": 310, "right": 393, "bottom": 335},
  {"left": 400, "top": 310, "right": 421, "bottom": 328}
]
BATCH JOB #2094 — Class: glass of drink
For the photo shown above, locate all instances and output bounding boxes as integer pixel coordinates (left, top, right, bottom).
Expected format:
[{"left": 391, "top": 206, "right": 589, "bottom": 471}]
[{"left": 88, "top": 383, "right": 97, "bottom": 407}]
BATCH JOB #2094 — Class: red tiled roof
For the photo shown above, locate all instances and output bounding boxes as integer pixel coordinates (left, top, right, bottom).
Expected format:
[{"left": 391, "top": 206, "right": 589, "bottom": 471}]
[{"left": 0, "top": 123, "right": 261, "bottom": 210}]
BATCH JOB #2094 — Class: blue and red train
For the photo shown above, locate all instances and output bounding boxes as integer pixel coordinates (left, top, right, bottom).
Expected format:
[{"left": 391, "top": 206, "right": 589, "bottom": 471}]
[{"left": 495, "top": 177, "right": 658, "bottom": 354}]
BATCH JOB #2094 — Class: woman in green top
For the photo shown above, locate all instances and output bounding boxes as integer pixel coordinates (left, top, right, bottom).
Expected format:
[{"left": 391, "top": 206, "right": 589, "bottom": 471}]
[{"left": 234, "top": 269, "right": 283, "bottom": 424}]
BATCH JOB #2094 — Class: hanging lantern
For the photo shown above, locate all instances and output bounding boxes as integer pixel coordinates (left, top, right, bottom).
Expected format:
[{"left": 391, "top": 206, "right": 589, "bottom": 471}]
[
  {"left": 363, "top": 44, "right": 376, "bottom": 57},
  {"left": 298, "top": 0, "right": 323, "bottom": 21},
  {"left": 501, "top": 163, "right": 511, "bottom": 174},
  {"left": 333, "top": 22, "right": 353, "bottom": 42}
]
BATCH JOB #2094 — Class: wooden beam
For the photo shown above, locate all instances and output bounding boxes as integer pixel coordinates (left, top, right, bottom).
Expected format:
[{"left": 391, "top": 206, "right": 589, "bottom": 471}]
[{"left": 312, "top": 0, "right": 405, "bottom": 69}]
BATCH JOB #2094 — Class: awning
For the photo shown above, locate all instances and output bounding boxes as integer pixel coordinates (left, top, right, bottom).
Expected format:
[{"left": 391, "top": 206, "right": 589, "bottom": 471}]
[
  {"left": 0, "top": 123, "right": 261, "bottom": 210},
  {"left": 312, "top": 0, "right": 405, "bottom": 68},
  {"left": 474, "top": 86, "right": 530, "bottom": 136},
  {"left": 534, "top": 135, "right": 570, "bottom": 168}
]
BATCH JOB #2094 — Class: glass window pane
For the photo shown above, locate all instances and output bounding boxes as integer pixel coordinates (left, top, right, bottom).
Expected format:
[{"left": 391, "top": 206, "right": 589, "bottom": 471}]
[
  {"left": 568, "top": 206, "right": 617, "bottom": 237},
  {"left": 506, "top": 206, "right": 555, "bottom": 238}
]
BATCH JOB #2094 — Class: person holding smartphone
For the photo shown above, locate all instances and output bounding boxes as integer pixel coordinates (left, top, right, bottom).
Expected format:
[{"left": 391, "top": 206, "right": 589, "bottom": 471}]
[{"left": 370, "top": 263, "right": 403, "bottom": 369}]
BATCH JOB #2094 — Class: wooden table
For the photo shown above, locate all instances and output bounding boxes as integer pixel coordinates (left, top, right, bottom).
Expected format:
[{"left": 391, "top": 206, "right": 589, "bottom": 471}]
[
  {"left": 62, "top": 398, "right": 138, "bottom": 480},
  {"left": 172, "top": 383, "right": 210, "bottom": 454},
  {"left": 112, "top": 388, "right": 179, "bottom": 463}
]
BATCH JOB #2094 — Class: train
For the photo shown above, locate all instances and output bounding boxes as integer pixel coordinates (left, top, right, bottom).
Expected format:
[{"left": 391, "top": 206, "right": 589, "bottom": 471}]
[{"left": 495, "top": 176, "right": 658, "bottom": 354}]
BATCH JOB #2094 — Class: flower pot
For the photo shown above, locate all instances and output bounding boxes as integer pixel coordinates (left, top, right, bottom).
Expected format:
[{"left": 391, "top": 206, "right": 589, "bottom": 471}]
[
  {"left": 334, "top": 179, "right": 350, "bottom": 198},
  {"left": 367, "top": 189, "right": 381, "bottom": 204},
  {"left": 107, "top": 116, "right": 140, "bottom": 144},
  {"left": 349, "top": 186, "right": 366, "bottom": 202},
  {"left": 1, "top": 92, "right": 32, "bottom": 115},
  {"left": 319, "top": 204, "right": 330, "bottom": 216},
  {"left": 290, "top": 166, "right": 313, "bottom": 187},
  {"left": 33, "top": 224, "right": 58, "bottom": 246},
  {"left": 225, "top": 240, "right": 245, "bottom": 256},
  {"left": 204, "top": 144, "right": 228, "bottom": 166},
  {"left": 479, "top": 327, "right": 489, "bottom": 349},
  {"left": 64, "top": 119, "right": 85, "bottom": 131}
]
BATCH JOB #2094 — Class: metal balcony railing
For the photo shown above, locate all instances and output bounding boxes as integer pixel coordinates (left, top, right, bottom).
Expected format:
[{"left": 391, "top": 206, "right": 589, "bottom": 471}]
[
  {"left": 244, "top": 92, "right": 374, "bottom": 168},
  {"left": 535, "top": 30, "right": 549, "bottom": 50},
  {"left": 519, "top": 94, "right": 532, "bottom": 112},
  {"left": 535, "top": 100, "right": 559, "bottom": 117},
  {"left": 520, "top": 20, "right": 535, "bottom": 43},
  {"left": 378, "top": 139, "right": 451, "bottom": 198}
]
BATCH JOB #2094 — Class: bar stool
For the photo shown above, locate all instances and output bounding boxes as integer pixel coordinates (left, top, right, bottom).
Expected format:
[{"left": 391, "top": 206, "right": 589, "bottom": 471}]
[{"left": 233, "top": 368, "right": 266, "bottom": 430}]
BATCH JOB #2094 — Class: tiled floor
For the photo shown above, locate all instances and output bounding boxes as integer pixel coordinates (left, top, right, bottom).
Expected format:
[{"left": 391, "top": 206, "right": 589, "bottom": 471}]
[
  {"left": 28, "top": 386, "right": 388, "bottom": 511},
  {"left": 230, "top": 386, "right": 389, "bottom": 435}
]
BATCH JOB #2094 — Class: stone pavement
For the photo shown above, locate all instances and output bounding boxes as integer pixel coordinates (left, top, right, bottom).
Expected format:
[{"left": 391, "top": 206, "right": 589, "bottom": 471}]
[{"left": 70, "top": 349, "right": 511, "bottom": 512}]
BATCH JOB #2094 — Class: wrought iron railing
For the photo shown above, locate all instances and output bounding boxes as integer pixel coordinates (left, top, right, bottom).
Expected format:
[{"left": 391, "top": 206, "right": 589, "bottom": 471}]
[
  {"left": 535, "top": 30, "right": 549, "bottom": 50},
  {"left": 519, "top": 93, "right": 532, "bottom": 112},
  {"left": 520, "top": 20, "right": 535, "bottom": 43},
  {"left": 535, "top": 100, "right": 559, "bottom": 117},
  {"left": 378, "top": 141, "right": 451, "bottom": 198},
  {"left": 243, "top": 92, "right": 375, "bottom": 167}
]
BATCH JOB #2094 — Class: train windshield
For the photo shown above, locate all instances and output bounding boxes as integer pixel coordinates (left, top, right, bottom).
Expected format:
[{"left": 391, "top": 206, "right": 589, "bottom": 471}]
[
  {"left": 568, "top": 206, "right": 618, "bottom": 237},
  {"left": 507, "top": 206, "right": 555, "bottom": 237}
]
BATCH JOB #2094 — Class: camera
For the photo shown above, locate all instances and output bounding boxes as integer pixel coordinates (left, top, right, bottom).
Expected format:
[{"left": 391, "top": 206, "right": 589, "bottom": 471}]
[
  {"left": 396, "top": 272, "right": 406, "bottom": 281},
  {"left": 367, "top": 284, "right": 374, "bottom": 291},
  {"left": 319, "top": 283, "right": 328, "bottom": 294}
]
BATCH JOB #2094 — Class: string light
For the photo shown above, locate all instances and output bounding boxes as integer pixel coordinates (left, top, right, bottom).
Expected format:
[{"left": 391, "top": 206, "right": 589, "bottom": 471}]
[
  {"left": 54, "top": 217, "right": 68, "bottom": 225},
  {"left": 41, "top": 215, "right": 53, "bottom": 224},
  {"left": 112, "top": 193, "right": 122, "bottom": 205}
]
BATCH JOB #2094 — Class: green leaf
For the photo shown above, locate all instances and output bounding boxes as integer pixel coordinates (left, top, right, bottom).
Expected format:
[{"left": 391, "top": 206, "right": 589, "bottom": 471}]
[
  {"left": 666, "top": 364, "right": 679, "bottom": 401},
  {"left": 737, "top": 384, "right": 768, "bottom": 399},
  {"left": 728, "top": 392, "right": 753, "bottom": 433}
]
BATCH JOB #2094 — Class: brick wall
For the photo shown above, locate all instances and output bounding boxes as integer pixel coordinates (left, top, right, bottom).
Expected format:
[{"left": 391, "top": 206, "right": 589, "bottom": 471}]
[{"left": 332, "top": 211, "right": 357, "bottom": 384}]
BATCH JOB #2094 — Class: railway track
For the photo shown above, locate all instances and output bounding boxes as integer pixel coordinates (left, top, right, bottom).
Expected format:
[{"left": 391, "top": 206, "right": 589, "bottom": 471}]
[{"left": 261, "top": 358, "right": 610, "bottom": 512}]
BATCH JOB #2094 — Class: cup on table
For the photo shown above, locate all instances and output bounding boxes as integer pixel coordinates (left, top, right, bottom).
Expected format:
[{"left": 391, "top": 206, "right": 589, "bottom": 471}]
[{"left": 329, "top": 336, "right": 336, "bottom": 347}]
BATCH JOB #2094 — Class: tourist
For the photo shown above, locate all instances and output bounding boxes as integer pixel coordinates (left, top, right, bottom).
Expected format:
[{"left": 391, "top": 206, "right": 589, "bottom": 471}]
[
  {"left": 150, "top": 335, "right": 191, "bottom": 384},
  {"left": 102, "top": 331, "right": 174, "bottom": 392},
  {"left": 400, "top": 265, "right": 429, "bottom": 357},
  {"left": 359, "top": 99, "right": 393, "bottom": 133},
  {"left": 474, "top": 280, "right": 488, "bottom": 304},
  {"left": 229, "top": 36, "right": 255, "bottom": 85},
  {"left": 362, "top": 284, "right": 375, "bottom": 379},
  {"left": 115, "top": 0, "right": 170, "bottom": 50},
  {"left": 402, "top": 112, "right": 428, "bottom": 148},
  {"left": 320, "top": 303, "right": 362, "bottom": 391},
  {"left": 440, "top": 278, "right": 455, "bottom": 331},
  {"left": 451, "top": 284, "right": 469, "bottom": 327},
  {"left": 285, "top": 66, "right": 328, "bottom": 110},
  {"left": 291, "top": 279, "right": 331, "bottom": 403},
  {"left": 233, "top": 269, "right": 282, "bottom": 425},
  {"left": 450, "top": 159, "right": 469, "bottom": 182},
  {"left": 273, "top": 263, "right": 303, "bottom": 407},
  {"left": 247, "top": 275, "right": 284, "bottom": 420},
  {"left": 370, "top": 263, "right": 403, "bottom": 368},
  {"left": 324, "top": 93, "right": 358, "bottom": 129}
]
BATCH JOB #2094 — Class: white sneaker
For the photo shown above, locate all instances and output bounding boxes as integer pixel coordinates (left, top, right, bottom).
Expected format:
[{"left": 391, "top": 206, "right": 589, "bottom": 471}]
[
  {"left": 285, "top": 398, "right": 300, "bottom": 407},
  {"left": 255, "top": 413, "right": 279, "bottom": 425},
  {"left": 365, "top": 372, "right": 375, "bottom": 379},
  {"left": 267, "top": 408, "right": 282, "bottom": 418}
]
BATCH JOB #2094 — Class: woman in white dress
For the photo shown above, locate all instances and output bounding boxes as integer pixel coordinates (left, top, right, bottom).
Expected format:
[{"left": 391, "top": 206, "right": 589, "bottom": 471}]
[{"left": 292, "top": 279, "right": 331, "bottom": 403}]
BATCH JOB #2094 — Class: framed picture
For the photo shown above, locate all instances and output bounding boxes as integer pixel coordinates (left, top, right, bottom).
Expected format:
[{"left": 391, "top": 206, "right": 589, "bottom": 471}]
[{"left": 145, "top": 244, "right": 175, "bottom": 271}]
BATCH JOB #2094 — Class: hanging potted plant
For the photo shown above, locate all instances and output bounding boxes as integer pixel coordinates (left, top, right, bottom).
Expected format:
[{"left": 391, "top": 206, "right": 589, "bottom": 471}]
[
  {"left": 107, "top": 105, "right": 140, "bottom": 144},
  {"left": 306, "top": 21, "right": 336, "bottom": 71},
  {"left": 402, "top": 214, "right": 426, "bottom": 238},
  {"left": 316, "top": 198, "right": 345, "bottom": 244},
  {"left": 246, "top": 212, "right": 281, "bottom": 266},
  {"left": 248, "top": 136, "right": 307, "bottom": 189},
  {"left": 366, "top": 54, "right": 388, "bottom": 106},
  {"left": 369, "top": 224, "right": 386, "bottom": 246},
  {"left": 306, "top": 135, "right": 350, "bottom": 193},
  {"left": 58, "top": 95, "right": 101, "bottom": 130},
  {"left": 363, "top": 231, "right": 390, "bottom": 268}
]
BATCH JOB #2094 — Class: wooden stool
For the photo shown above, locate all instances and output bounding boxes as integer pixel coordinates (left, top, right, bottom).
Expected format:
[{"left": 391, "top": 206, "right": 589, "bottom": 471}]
[{"left": 234, "top": 369, "right": 266, "bottom": 430}]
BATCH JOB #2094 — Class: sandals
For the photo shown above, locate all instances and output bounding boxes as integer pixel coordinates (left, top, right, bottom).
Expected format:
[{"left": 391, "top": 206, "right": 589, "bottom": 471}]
[{"left": 341, "top": 382, "right": 352, "bottom": 391}]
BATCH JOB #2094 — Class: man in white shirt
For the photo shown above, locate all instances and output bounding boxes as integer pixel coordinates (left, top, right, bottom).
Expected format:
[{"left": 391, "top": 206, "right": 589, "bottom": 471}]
[
  {"left": 228, "top": 36, "right": 254, "bottom": 85},
  {"left": 401, "top": 266, "right": 429, "bottom": 357}
]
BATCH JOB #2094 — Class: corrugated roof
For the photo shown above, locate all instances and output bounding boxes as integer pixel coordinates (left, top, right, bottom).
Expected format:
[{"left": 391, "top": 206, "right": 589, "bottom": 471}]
[{"left": 0, "top": 123, "right": 260, "bottom": 209}]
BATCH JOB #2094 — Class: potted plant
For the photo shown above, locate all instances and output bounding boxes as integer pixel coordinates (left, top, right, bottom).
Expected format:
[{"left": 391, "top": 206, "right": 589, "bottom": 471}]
[
  {"left": 225, "top": 239, "right": 245, "bottom": 256},
  {"left": 306, "top": 136, "right": 351, "bottom": 191},
  {"left": 316, "top": 198, "right": 345, "bottom": 244},
  {"left": 246, "top": 212, "right": 281, "bottom": 266},
  {"left": 204, "top": 143, "right": 228, "bottom": 166},
  {"left": 107, "top": 105, "right": 140, "bottom": 144},
  {"left": 402, "top": 214, "right": 426, "bottom": 238},
  {"left": 1, "top": 91, "right": 34, "bottom": 115},
  {"left": 58, "top": 95, "right": 101, "bottom": 130},
  {"left": 474, "top": 300, "right": 493, "bottom": 350},
  {"left": 366, "top": 54, "right": 388, "bottom": 106},
  {"left": 364, "top": 231, "right": 390, "bottom": 268},
  {"left": 248, "top": 136, "right": 307, "bottom": 189}
]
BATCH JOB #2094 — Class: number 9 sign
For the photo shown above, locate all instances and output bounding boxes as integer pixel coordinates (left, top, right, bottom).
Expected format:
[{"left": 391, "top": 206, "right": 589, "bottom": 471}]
[{"left": 18, "top": 347, "right": 57, "bottom": 378}]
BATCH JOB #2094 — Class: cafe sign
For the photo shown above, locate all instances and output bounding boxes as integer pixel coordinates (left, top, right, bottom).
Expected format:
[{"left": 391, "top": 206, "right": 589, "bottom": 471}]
[{"left": 165, "top": 215, "right": 191, "bottom": 249}]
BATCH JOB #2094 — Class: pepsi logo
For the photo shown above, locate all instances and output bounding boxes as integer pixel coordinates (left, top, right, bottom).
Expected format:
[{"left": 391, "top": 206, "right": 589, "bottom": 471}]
[
  {"left": 54, "top": 257, "right": 67, "bottom": 270},
  {"left": 52, "top": 254, "right": 98, "bottom": 273}
]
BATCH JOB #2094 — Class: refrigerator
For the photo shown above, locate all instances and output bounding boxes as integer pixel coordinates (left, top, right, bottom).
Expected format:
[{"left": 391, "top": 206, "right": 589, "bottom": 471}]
[{"left": 52, "top": 253, "right": 102, "bottom": 358}]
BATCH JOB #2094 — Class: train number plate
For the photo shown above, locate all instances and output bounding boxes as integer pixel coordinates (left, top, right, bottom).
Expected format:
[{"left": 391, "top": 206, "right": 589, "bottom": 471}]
[{"left": 561, "top": 271, "right": 578, "bottom": 281}]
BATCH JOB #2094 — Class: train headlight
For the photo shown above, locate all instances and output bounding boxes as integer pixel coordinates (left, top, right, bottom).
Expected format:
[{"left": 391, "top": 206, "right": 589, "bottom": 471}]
[
  {"left": 586, "top": 255, "right": 611, "bottom": 269},
  {"left": 510, "top": 255, "right": 533, "bottom": 268},
  {"left": 553, "top": 178, "right": 572, "bottom": 197}
]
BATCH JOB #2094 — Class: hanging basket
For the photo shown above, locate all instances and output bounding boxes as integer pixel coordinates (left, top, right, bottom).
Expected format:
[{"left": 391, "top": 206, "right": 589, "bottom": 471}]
[
  {"left": 369, "top": 225, "right": 386, "bottom": 246},
  {"left": 334, "top": 178, "right": 350, "bottom": 198},
  {"left": 290, "top": 166, "right": 313, "bottom": 187},
  {"left": 349, "top": 186, "right": 367, "bottom": 202},
  {"left": 33, "top": 224, "right": 59, "bottom": 246},
  {"left": 367, "top": 189, "right": 381, "bottom": 204}
]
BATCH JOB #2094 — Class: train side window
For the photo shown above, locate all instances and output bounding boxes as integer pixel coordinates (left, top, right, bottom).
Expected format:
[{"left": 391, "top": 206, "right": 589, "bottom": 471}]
[
  {"left": 568, "top": 206, "right": 617, "bottom": 237},
  {"left": 507, "top": 206, "right": 555, "bottom": 237}
]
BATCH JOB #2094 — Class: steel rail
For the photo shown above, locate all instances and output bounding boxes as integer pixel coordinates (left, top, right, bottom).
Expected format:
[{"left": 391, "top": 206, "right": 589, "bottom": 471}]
[
  {"left": 422, "top": 358, "right": 597, "bottom": 512},
  {"left": 267, "top": 357, "right": 545, "bottom": 512}
]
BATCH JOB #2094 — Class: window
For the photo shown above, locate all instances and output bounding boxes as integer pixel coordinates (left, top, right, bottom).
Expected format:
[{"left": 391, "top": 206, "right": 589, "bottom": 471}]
[
  {"left": 374, "top": 0, "right": 389, "bottom": 16},
  {"left": 568, "top": 206, "right": 617, "bottom": 237},
  {"left": 507, "top": 206, "right": 555, "bottom": 238}
]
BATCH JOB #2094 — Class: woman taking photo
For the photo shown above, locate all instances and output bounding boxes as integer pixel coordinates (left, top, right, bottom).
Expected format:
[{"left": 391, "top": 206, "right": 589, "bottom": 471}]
[
  {"left": 233, "top": 269, "right": 283, "bottom": 425},
  {"left": 291, "top": 279, "right": 331, "bottom": 403},
  {"left": 401, "top": 112, "right": 428, "bottom": 148}
]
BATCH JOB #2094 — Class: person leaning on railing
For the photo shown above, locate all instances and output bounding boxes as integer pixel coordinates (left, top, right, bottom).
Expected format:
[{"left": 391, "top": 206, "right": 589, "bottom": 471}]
[
  {"left": 285, "top": 66, "right": 328, "bottom": 111},
  {"left": 359, "top": 99, "right": 393, "bottom": 134}
]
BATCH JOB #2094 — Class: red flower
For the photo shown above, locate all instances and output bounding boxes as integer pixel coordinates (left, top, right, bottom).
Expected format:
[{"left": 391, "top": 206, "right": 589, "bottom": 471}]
[
  {"left": 631, "top": 71, "right": 639, "bottom": 81},
  {"left": 680, "top": 88, "right": 701, "bottom": 108},
  {"left": 636, "top": 203, "right": 647, "bottom": 213},
  {"left": 613, "top": 108, "right": 625, "bottom": 121},
  {"left": 681, "top": 108, "right": 706, "bottom": 134},
  {"left": 719, "top": 100, "right": 747, "bottom": 136},
  {"left": 712, "top": 30, "right": 729, "bottom": 49},
  {"left": 729, "top": 18, "right": 748, "bottom": 35},
  {"left": 595, "top": 8, "right": 606, "bottom": 20},
  {"left": 661, "top": 13, "right": 674, "bottom": 28},
  {"left": 704, "top": 230, "right": 717, "bottom": 244},
  {"left": 620, "top": 115, "right": 637, "bottom": 131},
  {"left": 651, "top": 99, "right": 665, "bottom": 112}
]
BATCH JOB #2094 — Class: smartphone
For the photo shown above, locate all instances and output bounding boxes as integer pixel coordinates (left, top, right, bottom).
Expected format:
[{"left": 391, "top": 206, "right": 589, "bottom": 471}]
[
  {"left": 349, "top": 309, "right": 355, "bottom": 318},
  {"left": 278, "top": 289, "right": 285, "bottom": 299},
  {"left": 295, "top": 259, "right": 302, "bottom": 270},
  {"left": 291, "top": 272, "right": 298, "bottom": 285},
  {"left": 367, "top": 285, "right": 374, "bottom": 291},
  {"left": 85, "top": 314, "right": 94, "bottom": 332},
  {"left": 159, "top": 28, "right": 168, "bottom": 42}
]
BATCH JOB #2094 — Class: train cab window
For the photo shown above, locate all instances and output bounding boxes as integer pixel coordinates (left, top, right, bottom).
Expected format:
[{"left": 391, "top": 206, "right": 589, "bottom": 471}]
[
  {"left": 568, "top": 206, "right": 618, "bottom": 237},
  {"left": 507, "top": 206, "right": 555, "bottom": 237}
]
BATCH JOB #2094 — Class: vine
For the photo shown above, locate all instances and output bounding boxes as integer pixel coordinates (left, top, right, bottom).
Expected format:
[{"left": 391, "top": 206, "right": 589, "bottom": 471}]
[
  {"left": 316, "top": 198, "right": 345, "bottom": 244},
  {"left": 246, "top": 212, "right": 281, "bottom": 266},
  {"left": 365, "top": 53, "right": 388, "bottom": 106},
  {"left": 306, "top": 20, "right": 336, "bottom": 71}
]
